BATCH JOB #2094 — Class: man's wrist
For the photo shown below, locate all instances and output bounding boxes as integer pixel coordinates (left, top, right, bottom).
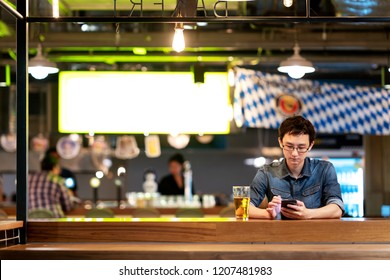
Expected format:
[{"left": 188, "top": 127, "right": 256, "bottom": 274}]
[{"left": 306, "top": 208, "right": 314, "bottom": 219}]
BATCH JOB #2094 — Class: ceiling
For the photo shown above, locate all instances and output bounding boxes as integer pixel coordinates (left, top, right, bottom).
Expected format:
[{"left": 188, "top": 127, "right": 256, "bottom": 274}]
[{"left": 1, "top": 0, "right": 390, "bottom": 82}]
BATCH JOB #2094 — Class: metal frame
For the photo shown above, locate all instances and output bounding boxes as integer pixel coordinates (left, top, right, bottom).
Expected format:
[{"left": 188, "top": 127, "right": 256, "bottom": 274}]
[
  {"left": 0, "top": 228, "right": 21, "bottom": 247},
  {"left": 1, "top": 0, "right": 390, "bottom": 245},
  {"left": 16, "top": 0, "right": 28, "bottom": 245},
  {"left": 0, "top": 0, "right": 23, "bottom": 19},
  {"left": 23, "top": 16, "right": 390, "bottom": 24}
]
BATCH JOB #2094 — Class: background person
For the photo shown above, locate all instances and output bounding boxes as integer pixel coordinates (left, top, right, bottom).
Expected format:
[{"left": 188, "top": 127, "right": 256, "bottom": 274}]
[
  {"left": 28, "top": 154, "right": 75, "bottom": 218},
  {"left": 158, "top": 153, "right": 195, "bottom": 196},
  {"left": 249, "top": 115, "right": 344, "bottom": 220}
]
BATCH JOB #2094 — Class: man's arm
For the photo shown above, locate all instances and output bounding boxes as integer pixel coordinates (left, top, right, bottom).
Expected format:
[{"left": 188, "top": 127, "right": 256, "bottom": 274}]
[
  {"left": 249, "top": 204, "right": 272, "bottom": 219},
  {"left": 308, "top": 203, "right": 342, "bottom": 219},
  {"left": 59, "top": 184, "right": 74, "bottom": 212},
  {"left": 249, "top": 195, "right": 282, "bottom": 219},
  {"left": 248, "top": 169, "right": 269, "bottom": 218}
]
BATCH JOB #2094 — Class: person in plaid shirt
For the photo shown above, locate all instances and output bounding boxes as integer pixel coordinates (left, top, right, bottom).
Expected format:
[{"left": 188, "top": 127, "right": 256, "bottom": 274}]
[{"left": 28, "top": 153, "right": 74, "bottom": 218}]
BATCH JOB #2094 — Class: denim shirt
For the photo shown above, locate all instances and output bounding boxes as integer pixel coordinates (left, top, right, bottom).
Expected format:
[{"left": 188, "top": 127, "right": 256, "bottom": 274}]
[{"left": 250, "top": 158, "right": 344, "bottom": 211}]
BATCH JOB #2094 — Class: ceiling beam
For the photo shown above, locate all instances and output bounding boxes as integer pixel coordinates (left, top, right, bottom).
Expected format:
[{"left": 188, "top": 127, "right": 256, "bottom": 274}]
[{"left": 0, "top": 31, "right": 388, "bottom": 50}]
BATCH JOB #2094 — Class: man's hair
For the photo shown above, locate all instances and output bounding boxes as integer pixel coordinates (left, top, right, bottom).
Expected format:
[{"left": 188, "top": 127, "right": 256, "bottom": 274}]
[
  {"left": 41, "top": 154, "right": 59, "bottom": 171},
  {"left": 168, "top": 153, "right": 185, "bottom": 165},
  {"left": 278, "top": 115, "right": 316, "bottom": 144}
]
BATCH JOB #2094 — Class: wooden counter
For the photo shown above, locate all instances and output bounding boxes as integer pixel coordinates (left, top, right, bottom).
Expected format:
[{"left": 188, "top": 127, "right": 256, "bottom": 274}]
[
  {"left": 0, "top": 221, "right": 23, "bottom": 231},
  {"left": 2, "top": 219, "right": 390, "bottom": 260},
  {"left": 3, "top": 243, "right": 390, "bottom": 260},
  {"left": 26, "top": 218, "right": 390, "bottom": 243},
  {"left": 0, "top": 221, "right": 23, "bottom": 248}
]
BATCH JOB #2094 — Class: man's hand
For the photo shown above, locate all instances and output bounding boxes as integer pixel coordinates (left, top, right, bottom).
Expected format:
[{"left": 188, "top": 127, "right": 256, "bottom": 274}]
[
  {"left": 281, "top": 200, "right": 312, "bottom": 220},
  {"left": 266, "top": 195, "right": 282, "bottom": 219}
]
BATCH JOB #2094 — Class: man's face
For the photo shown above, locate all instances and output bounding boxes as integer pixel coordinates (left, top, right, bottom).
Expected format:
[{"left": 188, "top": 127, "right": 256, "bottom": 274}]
[{"left": 278, "top": 133, "right": 313, "bottom": 171}]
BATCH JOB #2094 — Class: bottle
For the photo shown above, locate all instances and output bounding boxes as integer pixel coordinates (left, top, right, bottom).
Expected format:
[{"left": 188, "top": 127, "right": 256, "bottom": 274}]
[{"left": 183, "top": 161, "right": 193, "bottom": 204}]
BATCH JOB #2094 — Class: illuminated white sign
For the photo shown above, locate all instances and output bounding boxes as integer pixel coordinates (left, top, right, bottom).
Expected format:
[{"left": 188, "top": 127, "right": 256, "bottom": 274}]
[{"left": 59, "top": 71, "right": 230, "bottom": 134}]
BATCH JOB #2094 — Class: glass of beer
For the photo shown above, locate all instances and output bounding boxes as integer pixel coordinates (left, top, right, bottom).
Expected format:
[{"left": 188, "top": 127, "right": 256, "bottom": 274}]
[{"left": 233, "top": 186, "right": 250, "bottom": 221}]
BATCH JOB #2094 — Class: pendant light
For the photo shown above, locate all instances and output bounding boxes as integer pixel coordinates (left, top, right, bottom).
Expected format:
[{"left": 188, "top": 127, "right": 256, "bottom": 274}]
[
  {"left": 277, "top": 43, "right": 315, "bottom": 79},
  {"left": 28, "top": 44, "right": 59, "bottom": 80}
]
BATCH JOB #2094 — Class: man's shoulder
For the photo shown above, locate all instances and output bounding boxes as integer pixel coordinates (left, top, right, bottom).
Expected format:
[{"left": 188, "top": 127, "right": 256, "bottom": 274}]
[
  {"left": 263, "top": 159, "right": 284, "bottom": 169},
  {"left": 308, "top": 157, "right": 333, "bottom": 166},
  {"left": 307, "top": 158, "right": 334, "bottom": 172},
  {"left": 159, "top": 174, "right": 173, "bottom": 184},
  {"left": 258, "top": 159, "right": 284, "bottom": 174}
]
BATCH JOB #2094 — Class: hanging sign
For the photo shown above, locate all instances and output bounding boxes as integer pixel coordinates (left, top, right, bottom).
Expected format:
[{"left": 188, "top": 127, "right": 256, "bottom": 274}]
[{"left": 234, "top": 68, "right": 390, "bottom": 135}]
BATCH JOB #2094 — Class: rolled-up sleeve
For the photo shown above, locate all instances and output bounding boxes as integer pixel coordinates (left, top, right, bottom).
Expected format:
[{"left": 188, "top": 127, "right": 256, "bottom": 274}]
[
  {"left": 322, "top": 163, "right": 344, "bottom": 212},
  {"left": 250, "top": 168, "right": 268, "bottom": 207}
]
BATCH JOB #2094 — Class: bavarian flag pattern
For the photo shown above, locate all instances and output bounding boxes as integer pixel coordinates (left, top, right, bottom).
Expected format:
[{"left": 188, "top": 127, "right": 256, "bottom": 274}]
[{"left": 233, "top": 68, "right": 390, "bottom": 135}]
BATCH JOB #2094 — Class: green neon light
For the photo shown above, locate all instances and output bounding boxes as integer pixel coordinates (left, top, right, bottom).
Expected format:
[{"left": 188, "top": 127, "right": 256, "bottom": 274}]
[
  {"left": 54, "top": 55, "right": 233, "bottom": 63},
  {"left": 5, "top": 65, "right": 10, "bottom": 86},
  {"left": 133, "top": 48, "right": 147, "bottom": 55}
]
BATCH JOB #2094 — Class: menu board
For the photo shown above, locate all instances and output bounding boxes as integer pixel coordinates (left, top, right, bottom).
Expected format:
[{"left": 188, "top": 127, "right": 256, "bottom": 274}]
[{"left": 58, "top": 71, "right": 230, "bottom": 134}]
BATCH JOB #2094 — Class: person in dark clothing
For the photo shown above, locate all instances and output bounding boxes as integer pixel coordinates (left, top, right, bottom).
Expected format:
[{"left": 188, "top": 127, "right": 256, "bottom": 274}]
[{"left": 158, "top": 153, "right": 195, "bottom": 195}]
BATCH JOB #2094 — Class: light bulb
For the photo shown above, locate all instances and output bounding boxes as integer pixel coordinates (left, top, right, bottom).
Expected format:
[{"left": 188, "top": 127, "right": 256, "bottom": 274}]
[
  {"left": 117, "top": 166, "right": 126, "bottom": 177},
  {"left": 52, "top": 0, "right": 60, "bottom": 18},
  {"left": 283, "top": 0, "right": 293, "bottom": 8},
  {"left": 95, "top": 170, "right": 104, "bottom": 179},
  {"left": 29, "top": 65, "right": 59, "bottom": 80},
  {"left": 29, "top": 67, "right": 49, "bottom": 80},
  {"left": 172, "top": 24, "right": 185, "bottom": 53},
  {"left": 89, "top": 177, "right": 100, "bottom": 188},
  {"left": 287, "top": 66, "right": 306, "bottom": 79}
]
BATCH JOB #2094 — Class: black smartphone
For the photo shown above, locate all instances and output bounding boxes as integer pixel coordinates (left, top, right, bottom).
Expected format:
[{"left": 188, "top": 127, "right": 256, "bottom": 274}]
[{"left": 281, "top": 199, "right": 298, "bottom": 208}]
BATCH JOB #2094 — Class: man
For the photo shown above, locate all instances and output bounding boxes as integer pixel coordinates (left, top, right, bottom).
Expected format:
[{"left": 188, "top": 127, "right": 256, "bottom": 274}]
[
  {"left": 158, "top": 153, "right": 195, "bottom": 196},
  {"left": 29, "top": 154, "right": 74, "bottom": 218},
  {"left": 249, "top": 115, "right": 344, "bottom": 219}
]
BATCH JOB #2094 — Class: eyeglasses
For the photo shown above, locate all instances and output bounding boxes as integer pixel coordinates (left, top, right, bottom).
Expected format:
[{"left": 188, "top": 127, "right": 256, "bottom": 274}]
[{"left": 282, "top": 144, "right": 310, "bottom": 154}]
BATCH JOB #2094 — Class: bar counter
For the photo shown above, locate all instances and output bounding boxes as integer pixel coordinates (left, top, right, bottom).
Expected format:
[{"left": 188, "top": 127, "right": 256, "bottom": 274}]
[
  {"left": 25, "top": 218, "right": 390, "bottom": 243},
  {"left": 2, "top": 218, "right": 390, "bottom": 260}
]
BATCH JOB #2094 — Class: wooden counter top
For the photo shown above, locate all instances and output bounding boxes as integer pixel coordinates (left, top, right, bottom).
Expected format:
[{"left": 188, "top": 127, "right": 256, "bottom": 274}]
[
  {"left": 26, "top": 218, "right": 390, "bottom": 244},
  {"left": 0, "top": 221, "right": 23, "bottom": 231},
  {"left": 3, "top": 243, "right": 390, "bottom": 260}
]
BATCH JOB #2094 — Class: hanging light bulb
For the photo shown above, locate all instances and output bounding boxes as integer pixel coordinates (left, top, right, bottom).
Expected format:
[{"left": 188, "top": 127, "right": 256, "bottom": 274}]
[
  {"left": 277, "top": 43, "right": 315, "bottom": 79},
  {"left": 172, "top": 23, "right": 185, "bottom": 53},
  {"left": 283, "top": 0, "right": 293, "bottom": 8},
  {"left": 52, "top": 0, "right": 60, "bottom": 18},
  {"left": 28, "top": 44, "right": 59, "bottom": 80}
]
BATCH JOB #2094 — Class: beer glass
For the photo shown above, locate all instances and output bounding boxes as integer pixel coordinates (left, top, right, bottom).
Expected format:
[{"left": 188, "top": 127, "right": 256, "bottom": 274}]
[{"left": 232, "top": 186, "right": 250, "bottom": 221}]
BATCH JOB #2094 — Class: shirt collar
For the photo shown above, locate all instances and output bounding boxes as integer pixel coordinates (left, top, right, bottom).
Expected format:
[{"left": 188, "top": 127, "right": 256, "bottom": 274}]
[
  {"left": 300, "top": 157, "right": 312, "bottom": 177},
  {"left": 280, "top": 157, "right": 312, "bottom": 178}
]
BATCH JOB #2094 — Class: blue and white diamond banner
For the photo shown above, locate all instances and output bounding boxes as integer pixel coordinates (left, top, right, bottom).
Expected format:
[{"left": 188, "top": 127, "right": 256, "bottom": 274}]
[{"left": 233, "top": 68, "right": 390, "bottom": 135}]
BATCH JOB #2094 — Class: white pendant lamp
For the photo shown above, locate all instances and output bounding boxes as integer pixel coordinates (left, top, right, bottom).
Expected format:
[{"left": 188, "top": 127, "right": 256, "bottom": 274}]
[
  {"left": 277, "top": 43, "right": 315, "bottom": 79},
  {"left": 29, "top": 44, "right": 59, "bottom": 80}
]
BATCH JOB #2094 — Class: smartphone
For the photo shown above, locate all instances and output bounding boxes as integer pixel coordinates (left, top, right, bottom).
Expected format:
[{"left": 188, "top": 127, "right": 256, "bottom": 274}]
[{"left": 281, "top": 199, "right": 297, "bottom": 208}]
